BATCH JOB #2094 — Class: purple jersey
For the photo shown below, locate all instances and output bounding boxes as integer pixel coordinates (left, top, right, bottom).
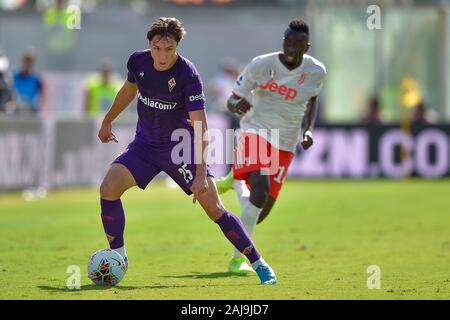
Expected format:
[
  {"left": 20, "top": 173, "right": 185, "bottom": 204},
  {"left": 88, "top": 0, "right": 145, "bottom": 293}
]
[
  {"left": 114, "top": 50, "right": 212, "bottom": 195},
  {"left": 126, "top": 50, "right": 205, "bottom": 146}
]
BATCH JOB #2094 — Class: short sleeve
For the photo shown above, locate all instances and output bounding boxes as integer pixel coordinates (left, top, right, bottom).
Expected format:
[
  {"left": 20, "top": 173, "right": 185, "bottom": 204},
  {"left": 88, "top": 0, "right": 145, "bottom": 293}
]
[
  {"left": 312, "top": 67, "right": 326, "bottom": 97},
  {"left": 232, "top": 57, "right": 259, "bottom": 98},
  {"left": 127, "top": 71, "right": 136, "bottom": 83},
  {"left": 126, "top": 53, "right": 136, "bottom": 83},
  {"left": 184, "top": 74, "right": 205, "bottom": 112}
]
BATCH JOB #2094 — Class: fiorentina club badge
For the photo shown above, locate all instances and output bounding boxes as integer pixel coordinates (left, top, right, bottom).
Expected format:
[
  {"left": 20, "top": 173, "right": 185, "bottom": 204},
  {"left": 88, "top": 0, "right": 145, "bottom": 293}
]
[
  {"left": 168, "top": 77, "right": 176, "bottom": 92},
  {"left": 298, "top": 72, "right": 309, "bottom": 85}
]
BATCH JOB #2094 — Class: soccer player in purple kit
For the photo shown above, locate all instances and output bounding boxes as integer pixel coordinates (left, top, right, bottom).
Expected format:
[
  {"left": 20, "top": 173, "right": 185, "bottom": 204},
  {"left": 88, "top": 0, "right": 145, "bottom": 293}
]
[{"left": 96, "top": 17, "right": 276, "bottom": 284}]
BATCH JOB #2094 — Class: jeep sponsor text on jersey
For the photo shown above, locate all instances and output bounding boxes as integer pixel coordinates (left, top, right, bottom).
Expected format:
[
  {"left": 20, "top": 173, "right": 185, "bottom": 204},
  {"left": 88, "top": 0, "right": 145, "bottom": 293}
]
[{"left": 259, "top": 80, "right": 297, "bottom": 101}]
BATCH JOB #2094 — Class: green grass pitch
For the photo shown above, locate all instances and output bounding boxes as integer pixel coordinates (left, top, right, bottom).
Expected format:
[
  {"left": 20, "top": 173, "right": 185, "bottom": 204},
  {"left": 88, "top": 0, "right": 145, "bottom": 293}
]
[{"left": 0, "top": 179, "right": 449, "bottom": 300}]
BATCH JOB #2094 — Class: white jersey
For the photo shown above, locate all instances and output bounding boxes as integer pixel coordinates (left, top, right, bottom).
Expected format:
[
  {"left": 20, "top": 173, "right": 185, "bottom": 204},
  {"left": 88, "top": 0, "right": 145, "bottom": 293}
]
[{"left": 233, "top": 52, "right": 326, "bottom": 152}]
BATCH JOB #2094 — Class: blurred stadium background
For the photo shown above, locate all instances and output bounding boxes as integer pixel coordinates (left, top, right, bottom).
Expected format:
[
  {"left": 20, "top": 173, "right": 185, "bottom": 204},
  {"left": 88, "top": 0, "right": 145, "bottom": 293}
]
[
  {"left": 0, "top": 0, "right": 450, "bottom": 300},
  {"left": 1, "top": 0, "right": 450, "bottom": 192}
]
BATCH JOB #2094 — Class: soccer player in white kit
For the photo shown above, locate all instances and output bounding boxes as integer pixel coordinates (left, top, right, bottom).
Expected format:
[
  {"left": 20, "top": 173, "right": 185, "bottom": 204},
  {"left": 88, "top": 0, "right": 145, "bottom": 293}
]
[{"left": 216, "top": 19, "right": 327, "bottom": 273}]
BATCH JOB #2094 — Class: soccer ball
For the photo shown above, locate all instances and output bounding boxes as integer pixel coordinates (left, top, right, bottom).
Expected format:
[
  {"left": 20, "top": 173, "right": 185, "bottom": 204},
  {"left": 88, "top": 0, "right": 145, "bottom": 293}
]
[{"left": 87, "top": 249, "right": 127, "bottom": 286}]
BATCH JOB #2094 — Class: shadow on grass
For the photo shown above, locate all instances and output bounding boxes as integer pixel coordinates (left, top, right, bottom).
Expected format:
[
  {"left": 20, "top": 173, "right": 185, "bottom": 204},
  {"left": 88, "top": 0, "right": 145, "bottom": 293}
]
[
  {"left": 160, "top": 271, "right": 253, "bottom": 279},
  {"left": 37, "top": 278, "right": 250, "bottom": 293},
  {"left": 38, "top": 284, "right": 192, "bottom": 292}
]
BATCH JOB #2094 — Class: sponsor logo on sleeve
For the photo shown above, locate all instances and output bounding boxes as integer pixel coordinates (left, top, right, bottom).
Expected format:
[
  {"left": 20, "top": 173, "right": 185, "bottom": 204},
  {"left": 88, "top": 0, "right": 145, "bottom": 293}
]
[{"left": 189, "top": 93, "right": 205, "bottom": 102}]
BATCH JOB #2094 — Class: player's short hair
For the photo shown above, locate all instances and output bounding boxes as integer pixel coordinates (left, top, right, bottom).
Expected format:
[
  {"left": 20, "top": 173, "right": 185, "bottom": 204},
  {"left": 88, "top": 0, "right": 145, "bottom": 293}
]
[
  {"left": 147, "top": 17, "right": 186, "bottom": 43},
  {"left": 287, "top": 19, "right": 309, "bottom": 36}
]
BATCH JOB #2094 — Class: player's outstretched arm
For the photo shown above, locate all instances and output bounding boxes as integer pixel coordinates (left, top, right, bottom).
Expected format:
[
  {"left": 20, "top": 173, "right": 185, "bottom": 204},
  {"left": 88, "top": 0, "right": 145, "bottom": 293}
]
[
  {"left": 301, "top": 96, "right": 318, "bottom": 150},
  {"left": 98, "top": 80, "right": 137, "bottom": 143},
  {"left": 188, "top": 109, "right": 209, "bottom": 203}
]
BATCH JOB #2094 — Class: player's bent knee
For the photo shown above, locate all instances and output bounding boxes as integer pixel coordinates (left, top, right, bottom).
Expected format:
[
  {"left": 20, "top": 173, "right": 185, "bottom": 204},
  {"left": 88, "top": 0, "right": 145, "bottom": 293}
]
[
  {"left": 100, "top": 179, "right": 123, "bottom": 200},
  {"left": 198, "top": 183, "right": 227, "bottom": 220},
  {"left": 203, "top": 202, "right": 226, "bottom": 221}
]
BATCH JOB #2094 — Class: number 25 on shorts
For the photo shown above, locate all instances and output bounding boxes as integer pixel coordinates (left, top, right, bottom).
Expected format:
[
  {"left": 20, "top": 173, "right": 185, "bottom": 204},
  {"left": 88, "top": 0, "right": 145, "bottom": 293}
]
[{"left": 178, "top": 164, "right": 193, "bottom": 184}]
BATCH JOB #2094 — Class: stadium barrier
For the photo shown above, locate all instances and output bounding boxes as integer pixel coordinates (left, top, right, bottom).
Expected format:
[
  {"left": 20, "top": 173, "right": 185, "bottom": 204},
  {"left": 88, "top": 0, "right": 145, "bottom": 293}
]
[
  {"left": 0, "top": 117, "right": 449, "bottom": 192},
  {"left": 0, "top": 114, "right": 228, "bottom": 192},
  {"left": 291, "top": 124, "right": 450, "bottom": 179}
]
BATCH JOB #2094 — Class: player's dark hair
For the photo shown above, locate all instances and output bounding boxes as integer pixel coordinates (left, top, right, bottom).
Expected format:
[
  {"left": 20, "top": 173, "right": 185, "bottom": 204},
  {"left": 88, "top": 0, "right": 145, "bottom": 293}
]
[
  {"left": 287, "top": 19, "right": 309, "bottom": 36},
  {"left": 147, "top": 17, "right": 186, "bottom": 43}
]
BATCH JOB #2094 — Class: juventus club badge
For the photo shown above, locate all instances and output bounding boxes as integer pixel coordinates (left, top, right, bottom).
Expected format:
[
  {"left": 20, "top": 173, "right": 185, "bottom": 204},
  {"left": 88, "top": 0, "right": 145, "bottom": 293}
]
[
  {"left": 168, "top": 77, "right": 176, "bottom": 92},
  {"left": 298, "top": 72, "right": 309, "bottom": 85}
]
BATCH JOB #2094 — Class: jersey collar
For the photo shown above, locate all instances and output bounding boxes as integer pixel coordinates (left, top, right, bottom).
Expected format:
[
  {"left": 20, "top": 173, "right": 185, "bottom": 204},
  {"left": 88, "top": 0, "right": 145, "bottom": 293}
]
[{"left": 276, "top": 52, "right": 305, "bottom": 73}]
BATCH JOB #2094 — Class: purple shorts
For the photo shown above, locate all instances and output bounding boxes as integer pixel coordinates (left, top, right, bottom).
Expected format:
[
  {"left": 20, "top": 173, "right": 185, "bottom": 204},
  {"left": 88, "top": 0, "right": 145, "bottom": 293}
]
[{"left": 113, "top": 137, "right": 214, "bottom": 195}]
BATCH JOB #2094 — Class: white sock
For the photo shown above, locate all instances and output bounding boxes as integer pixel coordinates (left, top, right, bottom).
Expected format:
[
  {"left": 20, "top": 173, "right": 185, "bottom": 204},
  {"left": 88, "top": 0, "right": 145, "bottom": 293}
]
[
  {"left": 113, "top": 246, "right": 127, "bottom": 259},
  {"left": 234, "top": 180, "right": 250, "bottom": 210},
  {"left": 251, "top": 257, "right": 266, "bottom": 270},
  {"left": 233, "top": 201, "right": 262, "bottom": 258}
]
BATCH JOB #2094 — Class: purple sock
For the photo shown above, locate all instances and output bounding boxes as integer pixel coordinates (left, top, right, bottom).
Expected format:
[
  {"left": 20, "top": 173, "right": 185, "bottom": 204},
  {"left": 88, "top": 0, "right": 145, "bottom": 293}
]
[
  {"left": 215, "top": 210, "right": 261, "bottom": 263},
  {"left": 100, "top": 198, "right": 125, "bottom": 249}
]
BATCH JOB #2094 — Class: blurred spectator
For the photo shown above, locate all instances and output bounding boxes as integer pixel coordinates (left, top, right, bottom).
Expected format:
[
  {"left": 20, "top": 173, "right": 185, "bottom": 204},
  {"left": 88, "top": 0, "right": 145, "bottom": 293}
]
[
  {"left": 206, "top": 57, "right": 241, "bottom": 129},
  {"left": 84, "top": 60, "right": 121, "bottom": 118},
  {"left": 43, "top": 0, "right": 80, "bottom": 70},
  {"left": 401, "top": 76, "right": 422, "bottom": 110},
  {"left": 12, "top": 49, "right": 45, "bottom": 115},
  {"left": 0, "top": 49, "right": 15, "bottom": 114},
  {"left": 401, "top": 76, "right": 437, "bottom": 125},
  {"left": 362, "top": 94, "right": 383, "bottom": 124},
  {"left": 412, "top": 99, "right": 437, "bottom": 125},
  {"left": 43, "top": 0, "right": 77, "bottom": 53}
]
